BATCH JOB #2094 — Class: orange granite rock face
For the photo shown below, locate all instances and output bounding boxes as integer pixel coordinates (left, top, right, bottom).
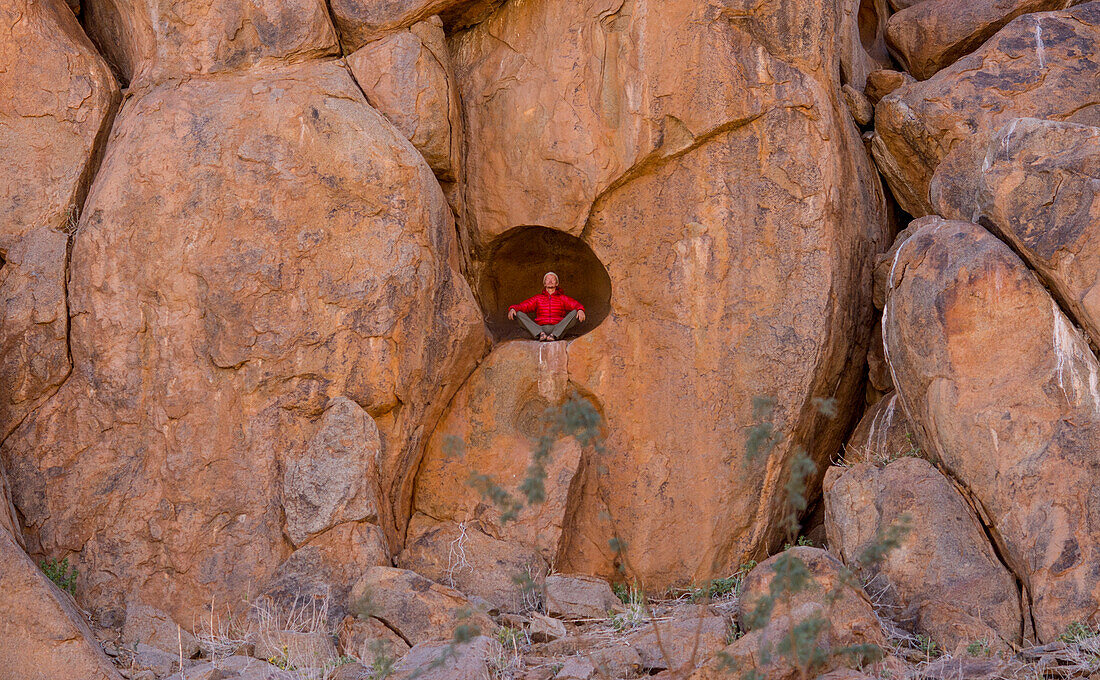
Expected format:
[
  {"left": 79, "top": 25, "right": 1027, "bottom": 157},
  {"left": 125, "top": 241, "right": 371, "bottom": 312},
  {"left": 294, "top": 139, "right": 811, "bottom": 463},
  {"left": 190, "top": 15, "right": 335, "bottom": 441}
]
[
  {"left": 883, "top": 217, "right": 1100, "bottom": 642},
  {"left": 450, "top": 0, "right": 887, "bottom": 589},
  {"left": 1, "top": 59, "right": 486, "bottom": 626},
  {"left": 872, "top": 3, "right": 1100, "bottom": 215},
  {"left": 0, "top": 0, "right": 119, "bottom": 442},
  {"left": 81, "top": 0, "right": 338, "bottom": 87}
]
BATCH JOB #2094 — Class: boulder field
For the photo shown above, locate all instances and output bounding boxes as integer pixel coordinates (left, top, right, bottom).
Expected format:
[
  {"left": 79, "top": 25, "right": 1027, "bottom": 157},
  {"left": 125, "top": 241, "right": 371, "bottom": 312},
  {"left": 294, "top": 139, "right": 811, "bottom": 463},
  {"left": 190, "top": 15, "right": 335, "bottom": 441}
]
[{"left": 2, "top": 0, "right": 1100, "bottom": 677}]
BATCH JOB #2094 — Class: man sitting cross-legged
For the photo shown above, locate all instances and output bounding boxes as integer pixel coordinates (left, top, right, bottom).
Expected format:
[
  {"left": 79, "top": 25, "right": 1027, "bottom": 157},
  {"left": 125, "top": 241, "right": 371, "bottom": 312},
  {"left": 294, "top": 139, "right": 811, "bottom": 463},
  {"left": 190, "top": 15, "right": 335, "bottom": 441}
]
[{"left": 507, "top": 272, "right": 587, "bottom": 342}]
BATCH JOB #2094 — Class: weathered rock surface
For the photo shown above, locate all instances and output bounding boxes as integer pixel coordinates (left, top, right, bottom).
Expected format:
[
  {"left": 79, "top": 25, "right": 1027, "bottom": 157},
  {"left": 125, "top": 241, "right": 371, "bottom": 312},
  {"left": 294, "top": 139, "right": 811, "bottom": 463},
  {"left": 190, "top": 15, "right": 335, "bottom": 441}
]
[
  {"left": 453, "top": 0, "right": 887, "bottom": 590},
  {"left": 824, "top": 457, "right": 1022, "bottom": 649},
  {"left": 932, "top": 118, "right": 1100, "bottom": 349},
  {"left": 283, "top": 397, "right": 382, "bottom": 547},
  {"left": 693, "top": 548, "right": 886, "bottom": 680},
  {"left": 453, "top": 0, "right": 885, "bottom": 245},
  {"left": 330, "top": 0, "right": 504, "bottom": 51},
  {"left": 841, "top": 392, "right": 916, "bottom": 466},
  {"left": 0, "top": 0, "right": 119, "bottom": 441},
  {"left": 123, "top": 602, "right": 201, "bottom": 658},
  {"left": 883, "top": 217, "right": 1100, "bottom": 642},
  {"left": 0, "top": 529, "right": 122, "bottom": 680},
  {"left": 0, "top": 461, "right": 20, "bottom": 547},
  {"left": 82, "top": 0, "right": 338, "bottom": 87},
  {"left": 398, "top": 514, "right": 547, "bottom": 612},
  {"left": 346, "top": 17, "right": 461, "bottom": 180},
  {"left": 1, "top": 60, "right": 486, "bottom": 626},
  {"left": 624, "top": 610, "right": 729, "bottom": 673},
  {"left": 132, "top": 643, "right": 181, "bottom": 676},
  {"left": 873, "top": 2, "right": 1100, "bottom": 216},
  {"left": 414, "top": 341, "right": 586, "bottom": 558},
  {"left": 391, "top": 636, "right": 501, "bottom": 680},
  {"left": 886, "top": 0, "right": 1083, "bottom": 80},
  {"left": 350, "top": 566, "right": 496, "bottom": 645},
  {"left": 339, "top": 615, "right": 410, "bottom": 663},
  {"left": 544, "top": 574, "right": 623, "bottom": 620}
]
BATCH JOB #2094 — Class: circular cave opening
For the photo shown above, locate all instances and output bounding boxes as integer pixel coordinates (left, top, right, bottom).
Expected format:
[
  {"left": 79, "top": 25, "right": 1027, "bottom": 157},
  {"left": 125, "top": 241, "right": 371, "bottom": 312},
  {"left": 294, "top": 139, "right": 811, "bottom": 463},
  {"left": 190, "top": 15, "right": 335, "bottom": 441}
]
[{"left": 477, "top": 226, "right": 612, "bottom": 342}]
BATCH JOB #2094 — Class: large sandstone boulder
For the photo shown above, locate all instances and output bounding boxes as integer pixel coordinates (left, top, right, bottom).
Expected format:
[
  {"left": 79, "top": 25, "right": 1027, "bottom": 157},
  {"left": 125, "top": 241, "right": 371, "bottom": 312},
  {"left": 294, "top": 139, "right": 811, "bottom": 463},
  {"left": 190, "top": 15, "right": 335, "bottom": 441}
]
[
  {"left": 451, "top": 0, "right": 886, "bottom": 589},
  {"left": 824, "top": 457, "right": 1022, "bottom": 650},
  {"left": 0, "top": 529, "right": 122, "bottom": 680},
  {"left": 886, "top": 0, "right": 1083, "bottom": 80},
  {"left": 872, "top": 2, "right": 1100, "bottom": 216},
  {"left": 932, "top": 118, "right": 1100, "bottom": 348},
  {"left": 349, "top": 566, "right": 496, "bottom": 645},
  {"left": 0, "top": 0, "right": 119, "bottom": 441},
  {"left": 82, "top": 0, "right": 338, "bottom": 87},
  {"left": 882, "top": 216, "right": 1100, "bottom": 642},
  {"left": 346, "top": 17, "right": 461, "bottom": 180},
  {"left": 1, "top": 60, "right": 486, "bottom": 626}
]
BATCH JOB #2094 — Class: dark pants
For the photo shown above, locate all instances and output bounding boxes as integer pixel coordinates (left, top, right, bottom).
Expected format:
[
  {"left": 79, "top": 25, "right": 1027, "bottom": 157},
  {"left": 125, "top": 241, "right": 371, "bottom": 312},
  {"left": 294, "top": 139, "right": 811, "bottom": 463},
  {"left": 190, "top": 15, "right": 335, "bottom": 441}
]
[{"left": 515, "top": 310, "right": 579, "bottom": 340}]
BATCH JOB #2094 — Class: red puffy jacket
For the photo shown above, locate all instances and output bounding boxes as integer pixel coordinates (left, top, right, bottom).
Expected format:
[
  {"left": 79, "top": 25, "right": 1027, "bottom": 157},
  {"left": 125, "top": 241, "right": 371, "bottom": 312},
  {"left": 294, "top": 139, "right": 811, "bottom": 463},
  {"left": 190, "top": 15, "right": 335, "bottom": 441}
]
[{"left": 509, "top": 289, "right": 585, "bottom": 325}]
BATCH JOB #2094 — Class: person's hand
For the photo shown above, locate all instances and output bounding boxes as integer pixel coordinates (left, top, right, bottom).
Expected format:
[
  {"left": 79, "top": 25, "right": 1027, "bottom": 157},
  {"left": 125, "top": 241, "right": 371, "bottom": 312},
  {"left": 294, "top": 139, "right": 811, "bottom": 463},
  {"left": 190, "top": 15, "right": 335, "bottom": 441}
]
[
  {"left": 508, "top": 308, "right": 516, "bottom": 320},
  {"left": 577, "top": 310, "right": 586, "bottom": 322}
]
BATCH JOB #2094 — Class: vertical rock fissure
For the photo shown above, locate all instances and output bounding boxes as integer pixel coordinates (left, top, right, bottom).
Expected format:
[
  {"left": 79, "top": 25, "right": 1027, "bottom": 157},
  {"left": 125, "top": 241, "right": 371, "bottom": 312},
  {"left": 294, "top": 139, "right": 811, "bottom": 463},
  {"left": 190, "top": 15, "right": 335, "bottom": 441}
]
[
  {"left": 62, "top": 87, "right": 122, "bottom": 393},
  {"left": 322, "top": 0, "right": 346, "bottom": 55},
  {"left": 936, "top": 458, "right": 1033, "bottom": 643}
]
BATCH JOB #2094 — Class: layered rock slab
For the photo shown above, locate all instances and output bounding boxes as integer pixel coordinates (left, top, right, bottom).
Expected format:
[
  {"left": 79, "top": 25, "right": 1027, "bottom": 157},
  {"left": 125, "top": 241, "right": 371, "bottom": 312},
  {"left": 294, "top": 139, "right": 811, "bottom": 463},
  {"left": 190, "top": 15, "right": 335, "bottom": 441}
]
[
  {"left": 82, "top": 0, "right": 338, "bottom": 87},
  {"left": 872, "top": 2, "right": 1100, "bottom": 216},
  {"left": 886, "top": 0, "right": 1083, "bottom": 80},
  {"left": 932, "top": 118, "right": 1100, "bottom": 348},
  {"left": 824, "top": 457, "right": 1022, "bottom": 649},
  {"left": 883, "top": 217, "right": 1100, "bottom": 642},
  {"left": 0, "top": 0, "right": 120, "bottom": 441},
  {"left": 1, "top": 60, "right": 486, "bottom": 625},
  {"left": 452, "top": 0, "right": 887, "bottom": 590}
]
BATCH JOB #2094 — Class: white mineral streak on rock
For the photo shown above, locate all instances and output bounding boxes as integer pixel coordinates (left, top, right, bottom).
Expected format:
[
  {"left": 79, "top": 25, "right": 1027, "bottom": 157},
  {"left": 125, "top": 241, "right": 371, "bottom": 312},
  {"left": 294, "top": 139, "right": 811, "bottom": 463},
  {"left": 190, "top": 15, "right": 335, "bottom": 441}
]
[{"left": 1052, "top": 298, "right": 1100, "bottom": 410}]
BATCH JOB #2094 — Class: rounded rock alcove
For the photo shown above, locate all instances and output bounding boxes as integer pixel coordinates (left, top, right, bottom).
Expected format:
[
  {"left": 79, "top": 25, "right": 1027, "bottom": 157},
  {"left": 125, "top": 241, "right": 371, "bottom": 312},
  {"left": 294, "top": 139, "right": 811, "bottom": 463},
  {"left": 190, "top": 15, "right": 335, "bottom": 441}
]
[{"left": 477, "top": 226, "right": 612, "bottom": 342}]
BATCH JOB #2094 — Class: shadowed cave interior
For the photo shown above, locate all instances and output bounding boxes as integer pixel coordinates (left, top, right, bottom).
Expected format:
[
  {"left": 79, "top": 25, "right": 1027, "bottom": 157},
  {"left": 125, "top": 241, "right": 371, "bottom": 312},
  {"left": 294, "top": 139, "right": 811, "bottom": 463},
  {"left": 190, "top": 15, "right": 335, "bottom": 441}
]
[{"left": 477, "top": 226, "right": 613, "bottom": 342}]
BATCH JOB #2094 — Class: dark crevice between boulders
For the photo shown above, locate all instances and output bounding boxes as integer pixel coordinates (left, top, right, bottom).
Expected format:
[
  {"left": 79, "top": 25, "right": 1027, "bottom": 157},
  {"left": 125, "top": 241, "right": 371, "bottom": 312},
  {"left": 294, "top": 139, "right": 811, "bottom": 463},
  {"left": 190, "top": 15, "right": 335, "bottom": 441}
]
[
  {"left": 476, "top": 226, "right": 612, "bottom": 343},
  {"left": 936, "top": 459, "right": 1036, "bottom": 646},
  {"left": 370, "top": 614, "right": 413, "bottom": 647},
  {"left": 60, "top": 69, "right": 123, "bottom": 393},
  {"left": 321, "top": 0, "right": 348, "bottom": 56}
]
